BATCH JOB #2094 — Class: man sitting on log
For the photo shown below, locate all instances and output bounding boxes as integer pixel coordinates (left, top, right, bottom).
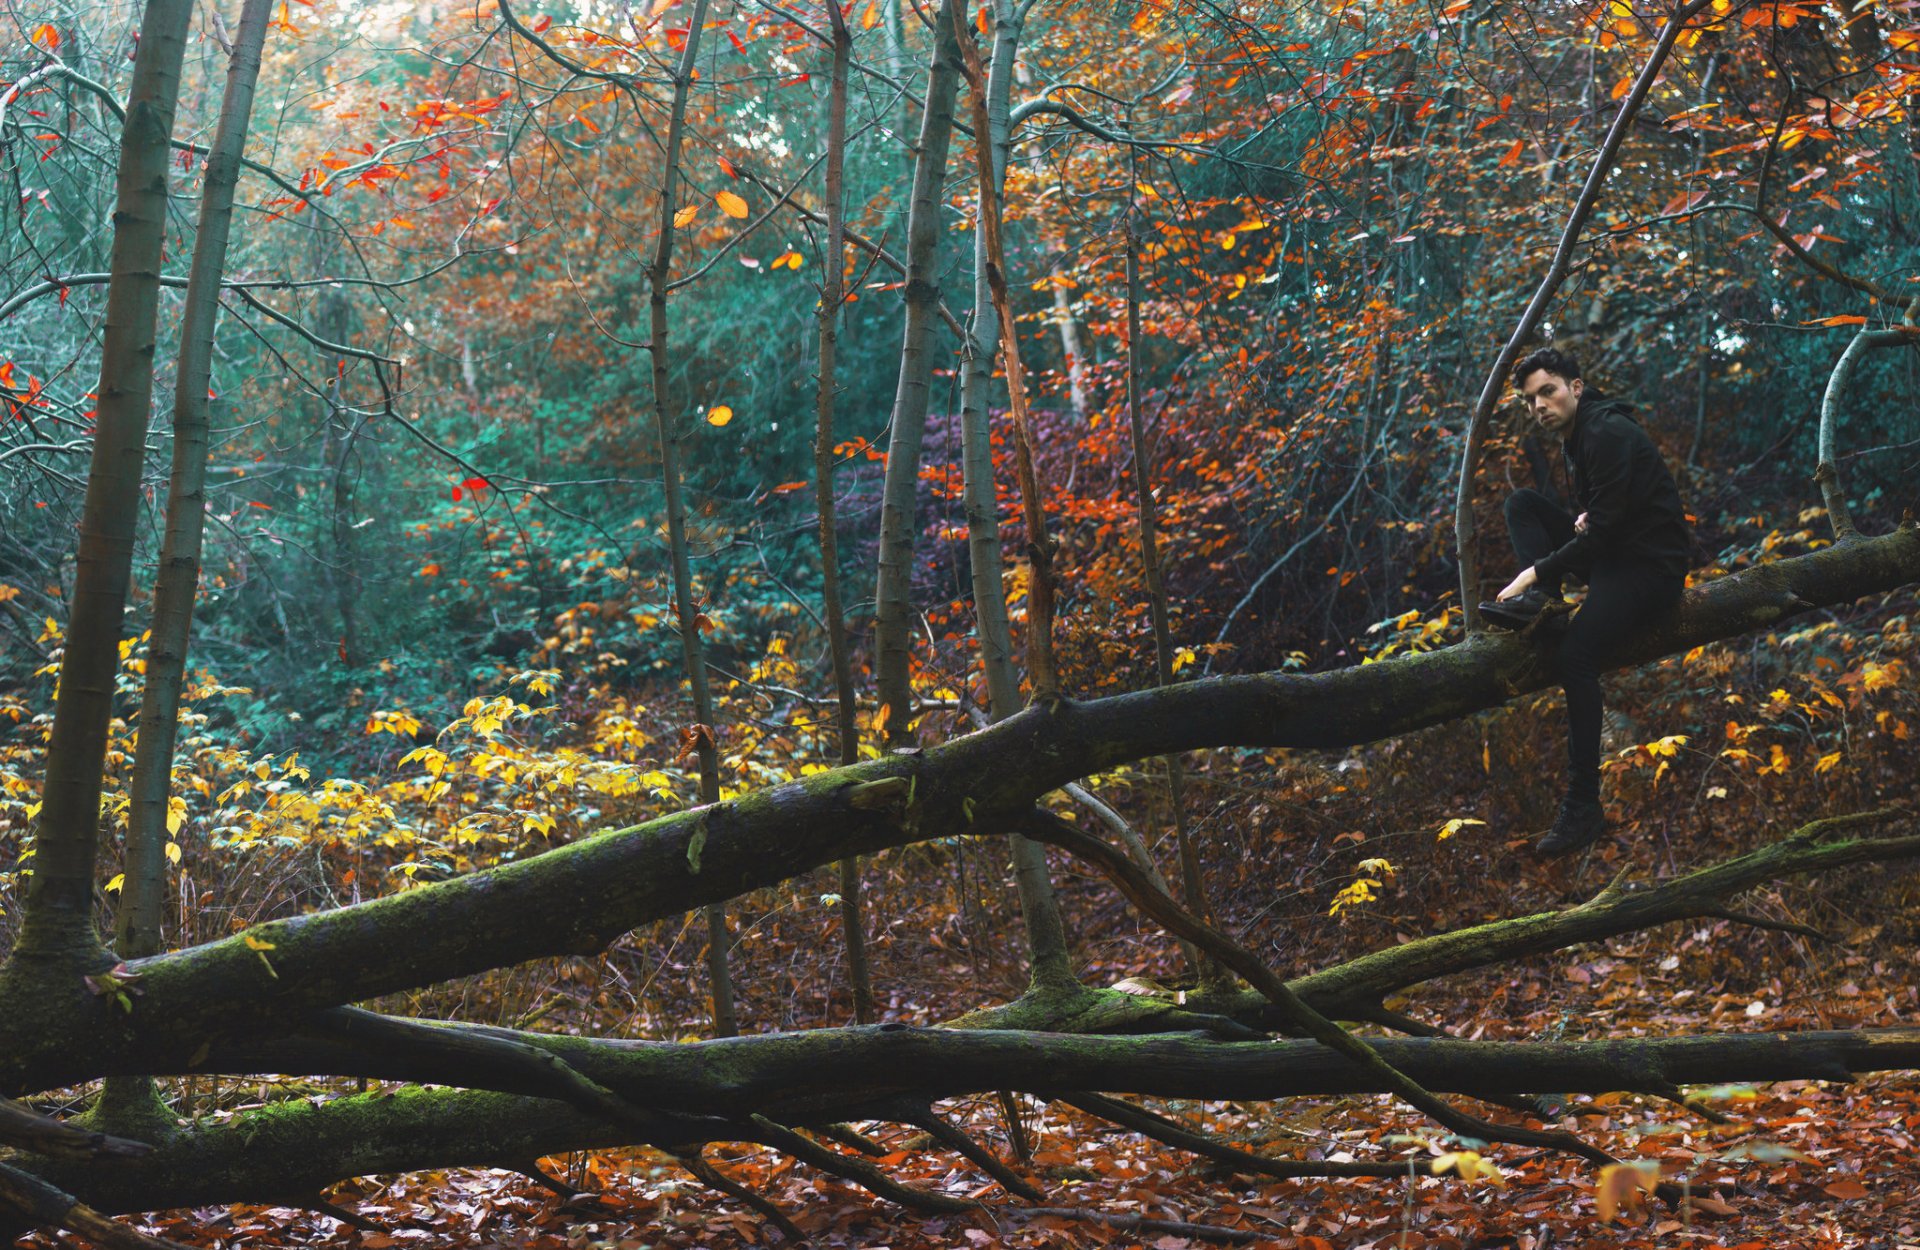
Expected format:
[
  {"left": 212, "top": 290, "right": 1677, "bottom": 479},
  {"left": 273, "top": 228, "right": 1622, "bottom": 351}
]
[{"left": 1479, "top": 348, "right": 1691, "bottom": 856}]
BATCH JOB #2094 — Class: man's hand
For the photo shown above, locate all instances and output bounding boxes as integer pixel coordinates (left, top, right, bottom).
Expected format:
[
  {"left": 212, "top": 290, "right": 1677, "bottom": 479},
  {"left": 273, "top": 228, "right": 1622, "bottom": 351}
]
[
  {"left": 1575, "top": 511, "right": 1590, "bottom": 534},
  {"left": 1497, "top": 566, "right": 1538, "bottom": 601}
]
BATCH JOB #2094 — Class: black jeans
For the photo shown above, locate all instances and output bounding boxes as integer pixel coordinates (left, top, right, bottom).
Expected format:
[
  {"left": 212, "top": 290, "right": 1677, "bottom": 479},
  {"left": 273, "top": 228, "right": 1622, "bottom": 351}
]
[{"left": 1504, "top": 489, "right": 1683, "bottom": 803}]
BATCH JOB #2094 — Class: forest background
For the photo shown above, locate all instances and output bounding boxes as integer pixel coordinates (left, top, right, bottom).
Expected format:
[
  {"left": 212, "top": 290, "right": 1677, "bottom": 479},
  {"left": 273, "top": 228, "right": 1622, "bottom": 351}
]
[{"left": 3, "top": 0, "right": 1920, "bottom": 1244}]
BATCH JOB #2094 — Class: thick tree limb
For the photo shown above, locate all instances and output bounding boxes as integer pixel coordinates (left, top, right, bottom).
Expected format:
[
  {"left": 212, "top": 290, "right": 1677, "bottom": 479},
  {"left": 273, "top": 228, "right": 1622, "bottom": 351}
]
[{"left": 20, "top": 1027, "right": 1920, "bottom": 1217}]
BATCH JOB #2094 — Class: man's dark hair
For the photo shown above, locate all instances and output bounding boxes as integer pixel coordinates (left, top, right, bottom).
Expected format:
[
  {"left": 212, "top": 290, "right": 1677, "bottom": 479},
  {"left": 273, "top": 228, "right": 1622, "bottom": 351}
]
[{"left": 1512, "top": 347, "right": 1582, "bottom": 388}]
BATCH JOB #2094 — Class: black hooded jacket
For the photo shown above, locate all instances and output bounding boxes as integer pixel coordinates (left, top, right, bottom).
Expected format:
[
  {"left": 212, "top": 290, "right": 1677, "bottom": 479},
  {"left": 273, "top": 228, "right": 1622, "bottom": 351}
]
[{"left": 1532, "top": 393, "right": 1690, "bottom": 584}]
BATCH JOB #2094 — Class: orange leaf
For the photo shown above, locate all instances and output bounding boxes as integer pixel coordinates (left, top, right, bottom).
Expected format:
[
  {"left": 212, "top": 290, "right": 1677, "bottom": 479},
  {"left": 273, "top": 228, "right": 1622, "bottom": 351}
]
[
  {"left": 577, "top": 111, "right": 601, "bottom": 133},
  {"left": 861, "top": 3, "right": 878, "bottom": 28},
  {"left": 768, "top": 480, "right": 809, "bottom": 494},
  {"left": 707, "top": 404, "right": 734, "bottom": 426},
  {"left": 1499, "top": 138, "right": 1523, "bottom": 167},
  {"left": 673, "top": 203, "right": 699, "bottom": 228},
  {"left": 715, "top": 189, "right": 749, "bottom": 219},
  {"left": 31, "top": 23, "right": 60, "bottom": 50},
  {"left": 1802, "top": 314, "right": 1867, "bottom": 326},
  {"left": 717, "top": 155, "right": 739, "bottom": 179},
  {"left": 1823, "top": 1178, "right": 1870, "bottom": 1200}
]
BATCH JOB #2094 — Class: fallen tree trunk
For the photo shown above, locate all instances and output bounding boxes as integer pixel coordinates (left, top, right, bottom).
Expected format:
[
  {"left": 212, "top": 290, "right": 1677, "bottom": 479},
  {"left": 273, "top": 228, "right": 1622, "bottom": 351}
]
[
  {"left": 19, "top": 1025, "right": 1920, "bottom": 1217},
  {"left": 1, "top": 526, "right": 1915, "bottom": 1093}
]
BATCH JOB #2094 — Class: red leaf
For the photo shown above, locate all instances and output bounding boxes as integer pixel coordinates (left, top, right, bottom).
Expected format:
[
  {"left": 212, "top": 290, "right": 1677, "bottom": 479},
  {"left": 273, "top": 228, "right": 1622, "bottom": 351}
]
[
  {"left": 461, "top": 476, "right": 491, "bottom": 493},
  {"left": 451, "top": 486, "right": 463, "bottom": 501},
  {"left": 718, "top": 155, "right": 739, "bottom": 179},
  {"left": 531, "top": 14, "right": 552, "bottom": 31},
  {"left": 1498, "top": 138, "right": 1523, "bottom": 167},
  {"left": 726, "top": 28, "right": 746, "bottom": 53}
]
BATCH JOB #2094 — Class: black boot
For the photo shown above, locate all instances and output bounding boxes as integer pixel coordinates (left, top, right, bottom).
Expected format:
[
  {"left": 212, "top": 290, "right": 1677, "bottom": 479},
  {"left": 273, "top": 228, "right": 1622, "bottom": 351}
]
[
  {"left": 1479, "top": 588, "right": 1558, "bottom": 631},
  {"left": 1535, "top": 795, "right": 1607, "bottom": 856}
]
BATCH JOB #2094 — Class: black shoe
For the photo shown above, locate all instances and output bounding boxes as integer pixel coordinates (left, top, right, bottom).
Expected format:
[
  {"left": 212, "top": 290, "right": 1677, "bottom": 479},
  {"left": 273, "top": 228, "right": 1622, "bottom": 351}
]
[
  {"left": 1479, "top": 589, "right": 1555, "bottom": 631},
  {"left": 1535, "top": 797, "right": 1607, "bottom": 857}
]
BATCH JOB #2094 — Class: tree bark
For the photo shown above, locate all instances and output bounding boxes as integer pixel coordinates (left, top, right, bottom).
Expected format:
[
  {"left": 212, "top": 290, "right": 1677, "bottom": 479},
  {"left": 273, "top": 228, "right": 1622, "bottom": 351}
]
[
  {"left": 18, "top": 1024, "right": 1920, "bottom": 1219},
  {"left": 641, "top": 0, "right": 736, "bottom": 1038},
  {"left": 872, "top": 0, "right": 964, "bottom": 745},
  {"left": 14, "top": 0, "right": 198, "bottom": 965},
  {"left": 813, "top": 0, "right": 874, "bottom": 1024}
]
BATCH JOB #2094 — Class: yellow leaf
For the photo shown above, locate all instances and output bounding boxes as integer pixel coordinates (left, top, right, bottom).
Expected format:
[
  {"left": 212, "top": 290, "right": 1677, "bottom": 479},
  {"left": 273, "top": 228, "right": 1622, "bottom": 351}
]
[
  {"left": 1432, "top": 1151, "right": 1505, "bottom": 1185},
  {"left": 1171, "top": 646, "right": 1196, "bottom": 674},
  {"left": 165, "top": 840, "right": 181, "bottom": 866},
  {"left": 243, "top": 934, "right": 276, "bottom": 951},
  {"left": 166, "top": 795, "right": 187, "bottom": 836},
  {"left": 1594, "top": 1162, "right": 1659, "bottom": 1223},
  {"left": 1815, "top": 750, "right": 1842, "bottom": 773},
  {"left": 707, "top": 405, "right": 734, "bottom": 427},
  {"left": 673, "top": 203, "right": 699, "bottom": 228},
  {"left": 105, "top": 873, "right": 125, "bottom": 893},
  {"left": 715, "top": 189, "right": 749, "bottom": 219},
  {"left": 1437, "top": 817, "right": 1485, "bottom": 840}
]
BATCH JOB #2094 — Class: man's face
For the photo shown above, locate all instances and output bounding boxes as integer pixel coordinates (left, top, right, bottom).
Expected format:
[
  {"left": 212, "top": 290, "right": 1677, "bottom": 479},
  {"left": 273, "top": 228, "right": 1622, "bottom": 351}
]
[{"left": 1519, "top": 368, "right": 1583, "bottom": 438}]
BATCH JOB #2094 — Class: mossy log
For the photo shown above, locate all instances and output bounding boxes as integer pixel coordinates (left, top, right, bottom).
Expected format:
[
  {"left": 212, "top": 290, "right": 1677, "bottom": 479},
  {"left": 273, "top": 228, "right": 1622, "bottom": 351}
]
[
  {"left": 16, "top": 1025, "right": 1920, "bottom": 1218},
  {"left": 2, "top": 528, "right": 1915, "bottom": 1095}
]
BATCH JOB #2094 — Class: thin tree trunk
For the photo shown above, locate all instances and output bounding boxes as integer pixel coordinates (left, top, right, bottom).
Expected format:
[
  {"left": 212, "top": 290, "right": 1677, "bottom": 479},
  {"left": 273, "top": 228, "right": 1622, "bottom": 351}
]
[
  {"left": 13, "top": 0, "right": 198, "bottom": 965},
  {"left": 955, "top": 2, "right": 1059, "bottom": 700},
  {"left": 814, "top": 2, "right": 873, "bottom": 1025},
  {"left": 116, "top": 0, "right": 272, "bottom": 968},
  {"left": 95, "top": 0, "right": 273, "bottom": 1136},
  {"left": 872, "top": 0, "right": 964, "bottom": 746},
  {"left": 641, "top": 0, "right": 735, "bottom": 1037},
  {"left": 951, "top": 0, "right": 1071, "bottom": 988},
  {"left": 1123, "top": 177, "right": 1217, "bottom": 971}
]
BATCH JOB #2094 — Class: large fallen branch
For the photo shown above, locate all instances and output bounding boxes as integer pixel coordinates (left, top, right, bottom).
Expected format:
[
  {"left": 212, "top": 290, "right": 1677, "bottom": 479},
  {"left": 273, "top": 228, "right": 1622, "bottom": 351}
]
[
  {"left": 18, "top": 1025, "right": 1920, "bottom": 1217},
  {"left": 1, "top": 526, "right": 1914, "bottom": 1094}
]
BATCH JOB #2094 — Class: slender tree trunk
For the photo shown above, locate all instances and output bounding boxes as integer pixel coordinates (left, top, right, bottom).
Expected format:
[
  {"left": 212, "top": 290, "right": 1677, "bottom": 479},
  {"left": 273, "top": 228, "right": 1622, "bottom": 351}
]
[
  {"left": 1123, "top": 183, "right": 1217, "bottom": 970},
  {"left": 13, "top": 0, "right": 198, "bottom": 965},
  {"left": 641, "top": 0, "right": 735, "bottom": 1037},
  {"left": 955, "top": 2, "right": 1059, "bottom": 701},
  {"left": 951, "top": 0, "right": 1071, "bottom": 988},
  {"left": 116, "top": 0, "right": 272, "bottom": 968},
  {"left": 814, "top": 3, "right": 873, "bottom": 1025},
  {"left": 872, "top": 0, "right": 964, "bottom": 746},
  {"left": 95, "top": 0, "right": 274, "bottom": 1136}
]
